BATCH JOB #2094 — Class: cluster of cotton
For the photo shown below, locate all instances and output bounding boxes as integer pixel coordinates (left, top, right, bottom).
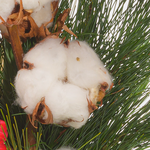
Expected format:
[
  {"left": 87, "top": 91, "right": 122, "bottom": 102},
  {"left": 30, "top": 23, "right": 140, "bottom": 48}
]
[
  {"left": 15, "top": 37, "right": 112, "bottom": 129},
  {"left": 16, "top": 0, "right": 58, "bottom": 27},
  {"left": 0, "top": 0, "right": 57, "bottom": 27}
]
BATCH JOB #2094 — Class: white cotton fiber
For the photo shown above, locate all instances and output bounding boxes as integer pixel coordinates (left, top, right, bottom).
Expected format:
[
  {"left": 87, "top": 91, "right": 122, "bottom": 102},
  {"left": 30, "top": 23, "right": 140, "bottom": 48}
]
[
  {"left": 0, "top": 0, "right": 15, "bottom": 23},
  {"left": 16, "top": 0, "right": 58, "bottom": 27},
  {"left": 15, "top": 37, "right": 112, "bottom": 129},
  {"left": 23, "top": 38, "right": 67, "bottom": 80},
  {"left": 16, "top": 0, "right": 54, "bottom": 11},
  {"left": 31, "top": 2, "right": 53, "bottom": 27},
  {"left": 45, "top": 81, "right": 89, "bottom": 129},
  {"left": 66, "top": 40, "right": 112, "bottom": 89},
  {"left": 15, "top": 68, "right": 56, "bottom": 114}
]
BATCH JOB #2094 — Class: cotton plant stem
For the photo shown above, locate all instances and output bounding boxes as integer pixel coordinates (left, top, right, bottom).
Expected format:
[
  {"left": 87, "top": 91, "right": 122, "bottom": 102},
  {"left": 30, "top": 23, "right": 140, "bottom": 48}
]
[
  {"left": 27, "top": 117, "right": 37, "bottom": 150},
  {"left": 7, "top": 25, "right": 23, "bottom": 69},
  {"left": 7, "top": 25, "right": 37, "bottom": 150}
]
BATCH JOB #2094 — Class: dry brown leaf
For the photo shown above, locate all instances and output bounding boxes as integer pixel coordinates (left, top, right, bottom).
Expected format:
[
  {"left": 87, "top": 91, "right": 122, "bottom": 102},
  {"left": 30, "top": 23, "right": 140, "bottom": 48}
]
[
  {"left": 14, "top": 0, "right": 24, "bottom": 25},
  {"left": 28, "top": 98, "right": 53, "bottom": 128},
  {"left": 87, "top": 99, "right": 98, "bottom": 114},
  {"left": 111, "top": 87, "right": 124, "bottom": 95},
  {"left": 61, "top": 8, "right": 71, "bottom": 22},
  {"left": 23, "top": 60, "right": 34, "bottom": 70},
  {"left": 24, "top": 16, "right": 38, "bottom": 38},
  {"left": 54, "top": 8, "right": 70, "bottom": 31},
  {"left": 59, "top": 118, "right": 84, "bottom": 127},
  {"left": 54, "top": 129, "right": 67, "bottom": 143},
  {"left": 21, "top": 106, "right": 28, "bottom": 109},
  {"left": 96, "top": 82, "right": 108, "bottom": 106},
  {"left": 51, "top": 1, "right": 59, "bottom": 17},
  {"left": 24, "top": 9, "right": 33, "bottom": 14},
  {"left": 110, "top": 83, "right": 114, "bottom": 90},
  {"left": 8, "top": 13, "right": 18, "bottom": 20},
  {"left": 76, "top": 40, "right": 81, "bottom": 46},
  {"left": 101, "top": 82, "right": 108, "bottom": 92},
  {"left": 0, "top": 16, "right": 5, "bottom": 23},
  {"left": 38, "top": 24, "right": 47, "bottom": 38},
  {"left": 62, "top": 25, "right": 77, "bottom": 38},
  {"left": 97, "top": 91, "right": 105, "bottom": 106},
  {"left": 60, "top": 37, "right": 66, "bottom": 44},
  {"left": 54, "top": 8, "right": 77, "bottom": 37},
  {"left": 63, "top": 39, "right": 70, "bottom": 48}
]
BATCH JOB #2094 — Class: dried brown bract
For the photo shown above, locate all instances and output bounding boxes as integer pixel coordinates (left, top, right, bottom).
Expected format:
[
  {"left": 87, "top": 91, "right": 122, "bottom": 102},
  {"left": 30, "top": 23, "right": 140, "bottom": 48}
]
[
  {"left": 87, "top": 99, "right": 98, "bottom": 114},
  {"left": 54, "top": 8, "right": 77, "bottom": 38},
  {"left": 23, "top": 60, "right": 34, "bottom": 70},
  {"left": 28, "top": 98, "right": 53, "bottom": 128}
]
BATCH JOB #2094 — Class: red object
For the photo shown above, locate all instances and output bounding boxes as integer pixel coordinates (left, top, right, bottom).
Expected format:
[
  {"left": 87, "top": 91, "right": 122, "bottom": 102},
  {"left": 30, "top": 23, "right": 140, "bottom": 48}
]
[
  {"left": 0, "top": 120, "right": 8, "bottom": 150},
  {"left": 0, "top": 142, "right": 7, "bottom": 150}
]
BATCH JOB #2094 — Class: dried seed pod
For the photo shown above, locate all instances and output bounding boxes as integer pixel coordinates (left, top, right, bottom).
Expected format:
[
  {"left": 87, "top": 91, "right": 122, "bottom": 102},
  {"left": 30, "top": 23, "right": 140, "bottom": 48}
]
[{"left": 16, "top": 0, "right": 58, "bottom": 27}]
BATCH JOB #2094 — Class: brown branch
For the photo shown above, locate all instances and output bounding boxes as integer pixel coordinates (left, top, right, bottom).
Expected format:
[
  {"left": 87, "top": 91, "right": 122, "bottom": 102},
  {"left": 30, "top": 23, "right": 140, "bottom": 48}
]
[{"left": 7, "top": 25, "right": 23, "bottom": 69}]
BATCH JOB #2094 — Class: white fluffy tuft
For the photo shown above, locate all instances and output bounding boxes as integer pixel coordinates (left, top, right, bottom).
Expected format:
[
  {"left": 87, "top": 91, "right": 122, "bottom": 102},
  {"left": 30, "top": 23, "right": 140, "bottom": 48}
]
[
  {"left": 23, "top": 38, "right": 67, "bottom": 80},
  {"left": 0, "top": 0, "right": 15, "bottom": 23},
  {"left": 30, "top": 2, "right": 53, "bottom": 27},
  {"left": 66, "top": 40, "right": 112, "bottom": 89},
  {"left": 45, "top": 81, "right": 89, "bottom": 129},
  {"left": 15, "top": 68, "right": 56, "bottom": 114},
  {"left": 16, "top": 0, "right": 58, "bottom": 27}
]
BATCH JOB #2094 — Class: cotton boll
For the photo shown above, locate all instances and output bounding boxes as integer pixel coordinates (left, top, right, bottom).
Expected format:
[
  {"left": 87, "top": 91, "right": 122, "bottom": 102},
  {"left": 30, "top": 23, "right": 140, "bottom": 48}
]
[
  {"left": 45, "top": 81, "right": 90, "bottom": 129},
  {"left": 66, "top": 40, "right": 112, "bottom": 89},
  {"left": 0, "top": 0, "right": 15, "bottom": 23},
  {"left": 16, "top": 0, "right": 58, "bottom": 27},
  {"left": 15, "top": 68, "right": 56, "bottom": 114},
  {"left": 23, "top": 38, "right": 67, "bottom": 80},
  {"left": 31, "top": 2, "right": 53, "bottom": 27}
]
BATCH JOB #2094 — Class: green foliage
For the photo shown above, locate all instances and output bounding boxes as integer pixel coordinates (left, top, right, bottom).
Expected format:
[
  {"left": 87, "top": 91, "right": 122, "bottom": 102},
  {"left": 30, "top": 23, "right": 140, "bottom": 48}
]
[
  {"left": 0, "top": 0, "right": 150, "bottom": 149},
  {"left": 0, "top": 105, "right": 42, "bottom": 150}
]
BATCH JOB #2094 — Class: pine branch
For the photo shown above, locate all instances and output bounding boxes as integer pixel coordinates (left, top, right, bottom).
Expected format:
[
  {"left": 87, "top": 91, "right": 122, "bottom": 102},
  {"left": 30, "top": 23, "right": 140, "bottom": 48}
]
[{"left": 0, "top": 0, "right": 149, "bottom": 150}]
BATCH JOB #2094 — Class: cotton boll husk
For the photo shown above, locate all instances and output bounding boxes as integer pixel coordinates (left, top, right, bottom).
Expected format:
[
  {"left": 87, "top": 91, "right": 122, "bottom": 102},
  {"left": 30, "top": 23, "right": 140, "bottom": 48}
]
[
  {"left": 66, "top": 40, "right": 112, "bottom": 89},
  {"left": 23, "top": 38, "right": 67, "bottom": 80},
  {"left": 45, "top": 81, "right": 90, "bottom": 129},
  {"left": 16, "top": 0, "right": 58, "bottom": 27},
  {"left": 0, "top": 0, "right": 15, "bottom": 23},
  {"left": 0, "top": 24, "right": 8, "bottom": 36},
  {"left": 15, "top": 68, "right": 56, "bottom": 114},
  {"left": 31, "top": 2, "right": 53, "bottom": 27}
]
